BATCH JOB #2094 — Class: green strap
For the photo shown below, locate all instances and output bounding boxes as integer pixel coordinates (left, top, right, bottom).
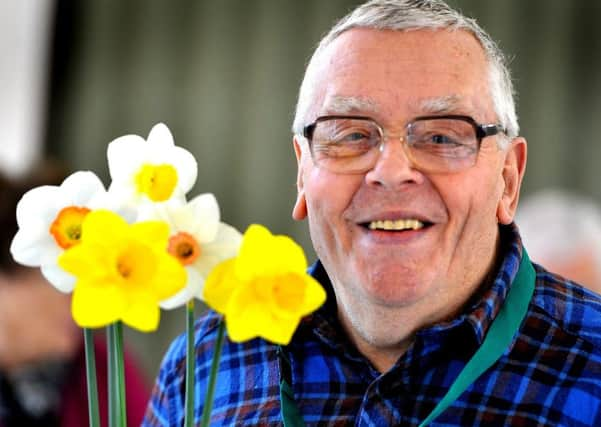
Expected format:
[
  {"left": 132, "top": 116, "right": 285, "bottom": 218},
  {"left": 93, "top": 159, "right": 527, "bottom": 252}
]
[
  {"left": 279, "top": 250, "right": 536, "bottom": 427},
  {"left": 418, "top": 249, "right": 536, "bottom": 426},
  {"left": 279, "top": 348, "right": 306, "bottom": 427}
]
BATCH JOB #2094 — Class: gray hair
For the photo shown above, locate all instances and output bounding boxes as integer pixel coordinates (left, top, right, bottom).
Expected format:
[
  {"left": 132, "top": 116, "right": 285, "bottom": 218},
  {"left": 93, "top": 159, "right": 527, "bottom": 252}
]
[
  {"left": 292, "top": 0, "right": 519, "bottom": 147},
  {"left": 516, "top": 189, "right": 601, "bottom": 275}
]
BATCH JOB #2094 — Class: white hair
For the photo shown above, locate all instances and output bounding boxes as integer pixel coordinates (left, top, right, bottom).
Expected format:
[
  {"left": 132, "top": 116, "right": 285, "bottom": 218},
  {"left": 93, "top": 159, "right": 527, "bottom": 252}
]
[
  {"left": 292, "top": 0, "right": 519, "bottom": 148},
  {"left": 516, "top": 189, "right": 601, "bottom": 273}
]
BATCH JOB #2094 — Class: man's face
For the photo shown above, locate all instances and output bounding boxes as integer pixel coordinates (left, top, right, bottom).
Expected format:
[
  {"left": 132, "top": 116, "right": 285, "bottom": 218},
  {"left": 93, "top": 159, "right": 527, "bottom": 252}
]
[{"left": 293, "top": 29, "right": 525, "bottom": 321}]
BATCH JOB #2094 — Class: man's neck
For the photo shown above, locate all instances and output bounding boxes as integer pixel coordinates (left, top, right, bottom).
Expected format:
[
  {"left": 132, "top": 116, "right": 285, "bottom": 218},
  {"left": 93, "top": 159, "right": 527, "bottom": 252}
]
[{"left": 336, "top": 286, "right": 480, "bottom": 373}]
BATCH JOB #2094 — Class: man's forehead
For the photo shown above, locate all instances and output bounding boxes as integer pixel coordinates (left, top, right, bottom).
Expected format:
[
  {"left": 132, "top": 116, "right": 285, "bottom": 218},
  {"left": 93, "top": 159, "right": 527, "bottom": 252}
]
[
  {"left": 302, "top": 28, "right": 491, "bottom": 124},
  {"left": 320, "top": 94, "right": 474, "bottom": 116}
]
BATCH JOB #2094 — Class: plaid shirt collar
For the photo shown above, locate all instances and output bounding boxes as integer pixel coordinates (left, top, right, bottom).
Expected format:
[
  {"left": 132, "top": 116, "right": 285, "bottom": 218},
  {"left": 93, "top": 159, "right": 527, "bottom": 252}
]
[{"left": 299, "top": 223, "right": 523, "bottom": 368}]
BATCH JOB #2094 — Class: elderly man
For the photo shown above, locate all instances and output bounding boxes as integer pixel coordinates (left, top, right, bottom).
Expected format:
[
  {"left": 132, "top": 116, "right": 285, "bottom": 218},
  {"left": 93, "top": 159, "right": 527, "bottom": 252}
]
[{"left": 144, "top": 1, "right": 601, "bottom": 425}]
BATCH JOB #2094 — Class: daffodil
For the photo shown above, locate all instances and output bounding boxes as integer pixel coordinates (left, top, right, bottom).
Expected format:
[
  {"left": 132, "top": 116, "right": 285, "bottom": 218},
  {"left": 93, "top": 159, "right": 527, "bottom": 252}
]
[
  {"left": 58, "top": 210, "right": 186, "bottom": 332},
  {"left": 10, "top": 171, "right": 108, "bottom": 292},
  {"left": 107, "top": 123, "right": 197, "bottom": 209},
  {"left": 203, "top": 224, "right": 326, "bottom": 345},
  {"left": 139, "top": 193, "right": 242, "bottom": 309}
]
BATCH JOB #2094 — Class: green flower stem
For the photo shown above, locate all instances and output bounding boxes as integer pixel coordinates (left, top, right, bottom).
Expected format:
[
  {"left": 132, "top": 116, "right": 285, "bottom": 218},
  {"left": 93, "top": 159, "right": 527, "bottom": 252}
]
[
  {"left": 107, "top": 322, "right": 127, "bottom": 427},
  {"left": 184, "top": 300, "right": 196, "bottom": 427},
  {"left": 83, "top": 328, "right": 100, "bottom": 427},
  {"left": 199, "top": 320, "right": 226, "bottom": 427},
  {"left": 107, "top": 325, "right": 117, "bottom": 427},
  {"left": 115, "top": 321, "right": 127, "bottom": 426}
]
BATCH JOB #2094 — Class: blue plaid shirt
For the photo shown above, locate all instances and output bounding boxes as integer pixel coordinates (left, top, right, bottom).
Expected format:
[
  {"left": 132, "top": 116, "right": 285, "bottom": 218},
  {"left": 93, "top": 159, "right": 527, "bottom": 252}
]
[{"left": 143, "top": 224, "right": 601, "bottom": 426}]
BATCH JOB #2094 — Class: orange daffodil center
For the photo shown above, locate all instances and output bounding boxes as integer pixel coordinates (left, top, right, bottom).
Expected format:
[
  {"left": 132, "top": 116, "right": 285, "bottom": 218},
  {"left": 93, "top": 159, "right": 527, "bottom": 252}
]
[
  {"left": 168, "top": 232, "right": 201, "bottom": 266},
  {"left": 141, "top": 193, "right": 242, "bottom": 310},
  {"left": 10, "top": 171, "right": 108, "bottom": 293},
  {"left": 203, "top": 224, "right": 326, "bottom": 345},
  {"left": 49, "top": 206, "right": 91, "bottom": 249}
]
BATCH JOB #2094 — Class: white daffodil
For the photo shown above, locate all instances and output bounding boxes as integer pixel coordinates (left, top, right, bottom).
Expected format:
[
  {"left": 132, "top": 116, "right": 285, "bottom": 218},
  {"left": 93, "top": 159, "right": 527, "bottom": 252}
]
[
  {"left": 140, "top": 193, "right": 242, "bottom": 309},
  {"left": 10, "top": 171, "right": 108, "bottom": 293},
  {"left": 107, "top": 123, "right": 197, "bottom": 210}
]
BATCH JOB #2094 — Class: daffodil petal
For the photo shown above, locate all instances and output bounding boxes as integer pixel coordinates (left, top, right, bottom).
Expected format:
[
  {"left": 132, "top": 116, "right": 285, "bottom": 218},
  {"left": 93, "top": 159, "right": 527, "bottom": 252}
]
[
  {"left": 272, "top": 234, "right": 308, "bottom": 273},
  {"left": 194, "top": 223, "right": 242, "bottom": 276},
  {"left": 260, "top": 316, "right": 300, "bottom": 345},
  {"left": 15, "top": 185, "right": 67, "bottom": 228},
  {"left": 159, "top": 267, "right": 203, "bottom": 309},
  {"left": 58, "top": 243, "right": 108, "bottom": 278},
  {"left": 131, "top": 221, "right": 170, "bottom": 252},
  {"left": 203, "top": 258, "right": 237, "bottom": 313},
  {"left": 236, "top": 225, "right": 307, "bottom": 280},
  {"left": 10, "top": 225, "right": 60, "bottom": 266},
  {"left": 152, "top": 253, "right": 187, "bottom": 300},
  {"left": 167, "top": 146, "right": 198, "bottom": 194},
  {"left": 136, "top": 200, "right": 173, "bottom": 224},
  {"left": 107, "top": 134, "right": 147, "bottom": 182},
  {"left": 81, "top": 210, "right": 129, "bottom": 245},
  {"left": 122, "top": 295, "right": 161, "bottom": 332},
  {"left": 60, "top": 171, "right": 106, "bottom": 206},
  {"left": 299, "top": 275, "right": 327, "bottom": 316},
  {"left": 72, "top": 285, "right": 124, "bottom": 328},
  {"left": 105, "top": 182, "right": 138, "bottom": 213},
  {"left": 40, "top": 264, "right": 75, "bottom": 293},
  {"left": 146, "top": 123, "right": 174, "bottom": 150},
  {"left": 172, "top": 193, "right": 220, "bottom": 242},
  {"left": 234, "top": 224, "right": 272, "bottom": 280},
  {"left": 86, "top": 188, "right": 137, "bottom": 222},
  {"left": 224, "top": 303, "right": 264, "bottom": 343}
]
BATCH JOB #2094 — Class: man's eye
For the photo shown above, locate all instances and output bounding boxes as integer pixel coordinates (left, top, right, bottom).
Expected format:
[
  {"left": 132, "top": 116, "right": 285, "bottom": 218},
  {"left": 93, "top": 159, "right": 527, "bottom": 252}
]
[
  {"left": 339, "top": 131, "right": 369, "bottom": 142},
  {"left": 428, "top": 134, "right": 459, "bottom": 145}
]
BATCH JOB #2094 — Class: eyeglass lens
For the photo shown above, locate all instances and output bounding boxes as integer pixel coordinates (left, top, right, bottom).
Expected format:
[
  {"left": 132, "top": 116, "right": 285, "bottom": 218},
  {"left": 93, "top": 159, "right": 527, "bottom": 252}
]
[{"left": 310, "top": 117, "right": 480, "bottom": 173}]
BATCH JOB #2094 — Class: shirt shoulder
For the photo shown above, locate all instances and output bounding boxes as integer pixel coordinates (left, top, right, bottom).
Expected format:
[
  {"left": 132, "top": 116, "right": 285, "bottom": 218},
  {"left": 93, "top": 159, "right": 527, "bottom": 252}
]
[{"left": 531, "top": 263, "right": 601, "bottom": 350}]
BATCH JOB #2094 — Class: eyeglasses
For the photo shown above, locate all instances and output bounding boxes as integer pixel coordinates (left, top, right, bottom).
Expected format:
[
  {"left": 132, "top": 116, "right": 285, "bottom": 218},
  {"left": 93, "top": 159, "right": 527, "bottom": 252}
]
[{"left": 302, "top": 115, "right": 506, "bottom": 174}]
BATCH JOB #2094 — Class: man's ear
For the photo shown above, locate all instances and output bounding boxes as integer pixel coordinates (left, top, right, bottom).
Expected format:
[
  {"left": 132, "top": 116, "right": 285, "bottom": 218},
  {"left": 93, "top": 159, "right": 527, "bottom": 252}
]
[
  {"left": 292, "top": 136, "right": 308, "bottom": 220},
  {"left": 497, "top": 137, "right": 527, "bottom": 224}
]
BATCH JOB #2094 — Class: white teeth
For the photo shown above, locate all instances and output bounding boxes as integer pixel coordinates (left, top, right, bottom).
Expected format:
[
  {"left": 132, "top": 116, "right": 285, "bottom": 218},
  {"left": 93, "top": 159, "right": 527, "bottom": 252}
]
[{"left": 368, "top": 219, "right": 424, "bottom": 231}]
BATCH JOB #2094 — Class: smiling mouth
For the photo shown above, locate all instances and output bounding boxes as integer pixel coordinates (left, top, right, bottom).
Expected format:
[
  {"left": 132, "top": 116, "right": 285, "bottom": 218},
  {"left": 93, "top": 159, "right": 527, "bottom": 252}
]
[{"left": 363, "top": 219, "right": 431, "bottom": 231}]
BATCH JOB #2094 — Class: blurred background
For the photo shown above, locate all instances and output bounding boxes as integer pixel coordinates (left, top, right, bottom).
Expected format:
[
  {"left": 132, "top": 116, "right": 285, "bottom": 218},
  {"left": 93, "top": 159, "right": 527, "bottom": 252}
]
[{"left": 2, "top": 0, "right": 600, "bottom": 385}]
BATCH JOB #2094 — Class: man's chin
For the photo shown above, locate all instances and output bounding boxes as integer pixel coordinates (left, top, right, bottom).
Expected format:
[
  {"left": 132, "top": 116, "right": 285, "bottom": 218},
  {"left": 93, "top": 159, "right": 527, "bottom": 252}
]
[{"left": 355, "top": 268, "right": 436, "bottom": 308}]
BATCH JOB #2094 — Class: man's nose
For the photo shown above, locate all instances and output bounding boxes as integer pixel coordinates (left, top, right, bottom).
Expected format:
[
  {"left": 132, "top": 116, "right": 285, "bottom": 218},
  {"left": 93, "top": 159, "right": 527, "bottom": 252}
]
[{"left": 364, "top": 135, "right": 425, "bottom": 188}]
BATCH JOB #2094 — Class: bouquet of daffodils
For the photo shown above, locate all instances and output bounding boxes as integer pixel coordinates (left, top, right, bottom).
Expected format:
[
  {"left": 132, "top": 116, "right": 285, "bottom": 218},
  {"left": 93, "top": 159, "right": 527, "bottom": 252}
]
[{"left": 10, "top": 124, "right": 325, "bottom": 427}]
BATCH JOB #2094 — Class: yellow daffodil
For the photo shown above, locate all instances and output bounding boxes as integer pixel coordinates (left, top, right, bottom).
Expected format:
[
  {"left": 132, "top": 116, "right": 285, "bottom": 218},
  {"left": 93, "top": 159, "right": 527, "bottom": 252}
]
[
  {"left": 10, "top": 171, "right": 108, "bottom": 292},
  {"left": 107, "top": 123, "right": 197, "bottom": 209},
  {"left": 139, "top": 193, "right": 242, "bottom": 309},
  {"left": 203, "top": 224, "right": 326, "bottom": 345},
  {"left": 58, "top": 210, "right": 186, "bottom": 332}
]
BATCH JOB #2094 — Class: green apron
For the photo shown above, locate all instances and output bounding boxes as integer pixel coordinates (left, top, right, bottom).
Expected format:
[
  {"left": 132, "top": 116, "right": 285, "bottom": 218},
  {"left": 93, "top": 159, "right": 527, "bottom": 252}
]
[{"left": 279, "top": 250, "right": 536, "bottom": 427}]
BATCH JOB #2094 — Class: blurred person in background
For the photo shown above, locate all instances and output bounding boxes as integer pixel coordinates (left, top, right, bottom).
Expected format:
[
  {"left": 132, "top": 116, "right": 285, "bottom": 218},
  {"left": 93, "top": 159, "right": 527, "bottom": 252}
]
[
  {"left": 517, "top": 189, "right": 601, "bottom": 294},
  {"left": 0, "top": 162, "right": 149, "bottom": 427}
]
